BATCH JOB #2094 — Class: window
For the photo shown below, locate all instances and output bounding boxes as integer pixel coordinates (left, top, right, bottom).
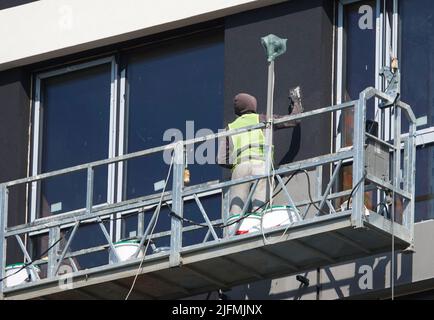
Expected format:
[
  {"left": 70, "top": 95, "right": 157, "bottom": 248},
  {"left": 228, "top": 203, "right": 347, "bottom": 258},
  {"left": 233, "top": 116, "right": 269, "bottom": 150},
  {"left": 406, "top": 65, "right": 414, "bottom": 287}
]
[
  {"left": 336, "top": 0, "right": 434, "bottom": 222},
  {"left": 31, "top": 58, "right": 117, "bottom": 220},
  {"left": 336, "top": 0, "right": 396, "bottom": 211},
  {"left": 414, "top": 144, "right": 434, "bottom": 222},
  {"left": 30, "top": 31, "right": 225, "bottom": 249},
  {"left": 336, "top": 0, "right": 396, "bottom": 150},
  {"left": 400, "top": 0, "right": 434, "bottom": 221},
  {"left": 339, "top": 0, "right": 377, "bottom": 148},
  {"left": 121, "top": 34, "right": 224, "bottom": 201},
  {"left": 117, "top": 32, "right": 224, "bottom": 242}
]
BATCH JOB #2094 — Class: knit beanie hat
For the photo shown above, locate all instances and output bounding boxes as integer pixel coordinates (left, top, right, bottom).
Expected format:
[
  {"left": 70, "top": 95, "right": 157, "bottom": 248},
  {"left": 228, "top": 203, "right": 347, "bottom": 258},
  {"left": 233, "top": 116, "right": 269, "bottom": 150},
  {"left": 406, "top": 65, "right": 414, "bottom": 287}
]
[{"left": 233, "top": 93, "right": 257, "bottom": 115}]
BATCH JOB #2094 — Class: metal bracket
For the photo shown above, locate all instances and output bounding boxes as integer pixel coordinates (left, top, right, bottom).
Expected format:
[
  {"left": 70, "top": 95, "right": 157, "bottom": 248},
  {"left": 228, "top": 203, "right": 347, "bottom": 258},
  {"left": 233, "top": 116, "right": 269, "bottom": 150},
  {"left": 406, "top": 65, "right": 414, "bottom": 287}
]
[{"left": 379, "top": 65, "right": 400, "bottom": 108}]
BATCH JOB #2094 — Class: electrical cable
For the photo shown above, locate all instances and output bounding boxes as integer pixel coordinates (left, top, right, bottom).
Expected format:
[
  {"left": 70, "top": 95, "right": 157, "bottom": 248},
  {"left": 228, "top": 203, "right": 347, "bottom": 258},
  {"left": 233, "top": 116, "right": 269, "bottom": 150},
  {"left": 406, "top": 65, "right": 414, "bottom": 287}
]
[
  {"left": 0, "top": 201, "right": 165, "bottom": 284},
  {"left": 124, "top": 152, "right": 175, "bottom": 300},
  {"left": 346, "top": 171, "right": 368, "bottom": 210},
  {"left": 260, "top": 160, "right": 297, "bottom": 245},
  {"left": 168, "top": 168, "right": 329, "bottom": 231},
  {"left": 375, "top": 202, "right": 390, "bottom": 218}
]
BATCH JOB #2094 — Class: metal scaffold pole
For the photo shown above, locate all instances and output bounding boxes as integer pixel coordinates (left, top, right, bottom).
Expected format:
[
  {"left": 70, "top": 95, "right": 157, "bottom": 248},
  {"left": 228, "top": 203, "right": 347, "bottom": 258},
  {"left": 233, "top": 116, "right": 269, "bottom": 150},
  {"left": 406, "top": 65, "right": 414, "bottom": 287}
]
[{"left": 261, "top": 34, "right": 287, "bottom": 203}]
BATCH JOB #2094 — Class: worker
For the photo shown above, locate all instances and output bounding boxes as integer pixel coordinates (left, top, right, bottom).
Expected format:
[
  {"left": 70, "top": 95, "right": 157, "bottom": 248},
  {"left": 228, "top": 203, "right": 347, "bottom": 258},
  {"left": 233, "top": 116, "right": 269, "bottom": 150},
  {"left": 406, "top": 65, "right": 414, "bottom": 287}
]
[{"left": 217, "top": 89, "right": 303, "bottom": 236}]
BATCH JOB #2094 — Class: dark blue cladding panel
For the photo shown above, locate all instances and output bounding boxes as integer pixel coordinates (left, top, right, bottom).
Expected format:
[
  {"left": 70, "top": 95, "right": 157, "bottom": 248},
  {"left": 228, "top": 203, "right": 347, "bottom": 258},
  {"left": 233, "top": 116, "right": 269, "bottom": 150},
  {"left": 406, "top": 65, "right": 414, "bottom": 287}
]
[
  {"left": 223, "top": 0, "right": 333, "bottom": 168},
  {"left": 125, "top": 34, "right": 224, "bottom": 200}
]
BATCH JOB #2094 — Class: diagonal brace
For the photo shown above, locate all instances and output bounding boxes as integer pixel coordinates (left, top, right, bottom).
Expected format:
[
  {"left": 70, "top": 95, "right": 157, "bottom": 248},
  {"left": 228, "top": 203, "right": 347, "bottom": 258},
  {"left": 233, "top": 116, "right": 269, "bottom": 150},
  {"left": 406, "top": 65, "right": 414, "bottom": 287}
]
[
  {"left": 14, "top": 235, "right": 40, "bottom": 280},
  {"left": 317, "top": 160, "right": 343, "bottom": 216},
  {"left": 193, "top": 194, "right": 219, "bottom": 241},
  {"left": 97, "top": 217, "right": 120, "bottom": 263},
  {"left": 53, "top": 221, "right": 80, "bottom": 275}
]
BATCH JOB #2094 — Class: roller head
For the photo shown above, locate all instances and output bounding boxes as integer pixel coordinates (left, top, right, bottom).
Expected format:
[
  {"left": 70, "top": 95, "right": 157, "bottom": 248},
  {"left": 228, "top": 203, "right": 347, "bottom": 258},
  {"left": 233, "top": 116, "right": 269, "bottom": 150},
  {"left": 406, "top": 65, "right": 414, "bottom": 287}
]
[{"left": 261, "top": 34, "right": 287, "bottom": 62}]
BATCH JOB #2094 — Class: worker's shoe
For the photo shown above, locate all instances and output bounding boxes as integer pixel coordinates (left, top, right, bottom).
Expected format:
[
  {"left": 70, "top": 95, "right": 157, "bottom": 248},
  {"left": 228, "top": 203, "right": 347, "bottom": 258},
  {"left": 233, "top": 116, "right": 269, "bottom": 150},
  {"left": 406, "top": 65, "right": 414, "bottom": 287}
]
[{"left": 288, "top": 86, "right": 304, "bottom": 125}]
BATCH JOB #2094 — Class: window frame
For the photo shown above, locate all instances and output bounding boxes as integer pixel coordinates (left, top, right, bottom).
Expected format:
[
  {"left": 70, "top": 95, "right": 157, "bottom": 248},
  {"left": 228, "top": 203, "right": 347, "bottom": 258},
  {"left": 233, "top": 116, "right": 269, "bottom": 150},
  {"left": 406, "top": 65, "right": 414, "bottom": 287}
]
[
  {"left": 335, "top": 0, "right": 395, "bottom": 152},
  {"left": 30, "top": 56, "right": 119, "bottom": 229},
  {"left": 335, "top": 0, "right": 434, "bottom": 221},
  {"left": 335, "top": 0, "right": 433, "bottom": 149}
]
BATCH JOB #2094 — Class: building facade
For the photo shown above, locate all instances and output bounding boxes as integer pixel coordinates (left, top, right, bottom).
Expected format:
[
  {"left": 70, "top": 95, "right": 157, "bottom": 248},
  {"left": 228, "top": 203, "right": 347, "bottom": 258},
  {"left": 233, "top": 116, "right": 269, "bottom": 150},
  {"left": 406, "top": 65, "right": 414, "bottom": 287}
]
[{"left": 0, "top": 0, "right": 433, "bottom": 299}]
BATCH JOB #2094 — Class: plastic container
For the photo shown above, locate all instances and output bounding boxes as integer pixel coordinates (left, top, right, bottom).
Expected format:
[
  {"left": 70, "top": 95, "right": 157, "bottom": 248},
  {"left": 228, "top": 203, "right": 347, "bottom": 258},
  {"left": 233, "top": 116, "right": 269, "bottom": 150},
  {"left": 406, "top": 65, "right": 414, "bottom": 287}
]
[
  {"left": 227, "top": 213, "right": 262, "bottom": 235},
  {"left": 5, "top": 263, "right": 40, "bottom": 287},
  {"left": 152, "top": 246, "right": 170, "bottom": 254},
  {"left": 109, "top": 240, "right": 144, "bottom": 264},
  {"left": 261, "top": 205, "right": 301, "bottom": 229},
  {"left": 227, "top": 206, "right": 301, "bottom": 236}
]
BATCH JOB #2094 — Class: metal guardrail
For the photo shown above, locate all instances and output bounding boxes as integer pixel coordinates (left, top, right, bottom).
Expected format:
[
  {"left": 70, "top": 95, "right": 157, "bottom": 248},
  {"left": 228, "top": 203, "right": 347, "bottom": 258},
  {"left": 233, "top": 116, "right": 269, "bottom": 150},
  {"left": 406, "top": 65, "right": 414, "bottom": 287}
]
[{"left": 0, "top": 87, "right": 416, "bottom": 297}]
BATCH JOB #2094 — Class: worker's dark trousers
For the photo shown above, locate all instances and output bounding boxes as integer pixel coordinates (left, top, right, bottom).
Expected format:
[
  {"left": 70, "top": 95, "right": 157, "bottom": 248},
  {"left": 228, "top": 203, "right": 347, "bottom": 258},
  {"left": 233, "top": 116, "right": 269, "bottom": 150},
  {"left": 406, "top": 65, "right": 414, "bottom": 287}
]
[{"left": 227, "top": 160, "right": 267, "bottom": 236}]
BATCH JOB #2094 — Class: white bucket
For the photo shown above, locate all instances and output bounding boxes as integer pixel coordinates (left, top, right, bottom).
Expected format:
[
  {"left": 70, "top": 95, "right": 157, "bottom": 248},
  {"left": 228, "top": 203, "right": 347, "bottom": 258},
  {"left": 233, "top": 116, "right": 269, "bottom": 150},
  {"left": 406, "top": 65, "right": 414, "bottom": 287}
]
[
  {"left": 227, "top": 213, "right": 262, "bottom": 235},
  {"left": 5, "top": 263, "right": 40, "bottom": 287},
  {"left": 261, "top": 206, "right": 301, "bottom": 229},
  {"left": 109, "top": 240, "right": 144, "bottom": 264}
]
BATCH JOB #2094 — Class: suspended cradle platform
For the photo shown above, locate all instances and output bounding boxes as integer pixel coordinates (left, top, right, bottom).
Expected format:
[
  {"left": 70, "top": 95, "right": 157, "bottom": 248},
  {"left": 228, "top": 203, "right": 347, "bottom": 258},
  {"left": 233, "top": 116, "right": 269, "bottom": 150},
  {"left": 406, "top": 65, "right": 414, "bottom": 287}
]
[{"left": 2, "top": 211, "right": 411, "bottom": 300}]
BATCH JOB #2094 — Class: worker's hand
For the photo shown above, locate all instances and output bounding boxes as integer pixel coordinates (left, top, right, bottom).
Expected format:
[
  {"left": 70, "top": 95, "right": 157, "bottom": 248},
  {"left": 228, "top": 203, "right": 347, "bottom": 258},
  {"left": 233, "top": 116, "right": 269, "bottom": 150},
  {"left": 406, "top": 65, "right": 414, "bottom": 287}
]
[
  {"left": 288, "top": 86, "right": 303, "bottom": 115},
  {"left": 288, "top": 96, "right": 295, "bottom": 114}
]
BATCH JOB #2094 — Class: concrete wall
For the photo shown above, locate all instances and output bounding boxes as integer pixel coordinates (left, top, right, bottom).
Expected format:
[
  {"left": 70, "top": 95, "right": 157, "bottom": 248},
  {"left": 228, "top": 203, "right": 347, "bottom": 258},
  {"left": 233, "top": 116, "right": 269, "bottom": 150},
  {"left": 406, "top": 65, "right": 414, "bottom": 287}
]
[
  {"left": 0, "top": 0, "right": 286, "bottom": 71},
  {"left": 223, "top": 0, "right": 334, "bottom": 175},
  {"left": 224, "top": 220, "right": 434, "bottom": 300}
]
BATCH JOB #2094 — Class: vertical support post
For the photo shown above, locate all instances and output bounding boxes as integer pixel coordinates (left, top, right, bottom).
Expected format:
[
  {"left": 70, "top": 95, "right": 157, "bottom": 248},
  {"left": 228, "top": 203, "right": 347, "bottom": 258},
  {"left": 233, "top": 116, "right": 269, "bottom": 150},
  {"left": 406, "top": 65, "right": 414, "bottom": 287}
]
[
  {"left": 392, "top": 107, "right": 402, "bottom": 222},
  {"left": 170, "top": 142, "right": 184, "bottom": 267},
  {"left": 0, "top": 185, "right": 8, "bottom": 297},
  {"left": 352, "top": 92, "right": 367, "bottom": 228},
  {"left": 137, "top": 210, "right": 145, "bottom": 238},
  {"left": 86, "top": 166, "right": 94, "bottom": 215},
  {"left": 403, "top": 137, "right": 410, "bottom": 228},
  {"left": 407, "top": 120, "right": 416, "bottom": 245},
  {"left": 48, "top": 226, "right": 60, "bottom": 278},
  {"left": 316, "top": 165, "right": 323, "bottom": 203}
]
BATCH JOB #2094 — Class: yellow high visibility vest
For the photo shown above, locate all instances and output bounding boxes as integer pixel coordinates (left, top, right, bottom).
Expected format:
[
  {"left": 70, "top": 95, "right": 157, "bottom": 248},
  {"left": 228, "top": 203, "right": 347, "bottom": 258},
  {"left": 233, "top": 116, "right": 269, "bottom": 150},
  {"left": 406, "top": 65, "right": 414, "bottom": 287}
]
[{"left": 228, "top": 113, "right": 266, "bottom": 167}]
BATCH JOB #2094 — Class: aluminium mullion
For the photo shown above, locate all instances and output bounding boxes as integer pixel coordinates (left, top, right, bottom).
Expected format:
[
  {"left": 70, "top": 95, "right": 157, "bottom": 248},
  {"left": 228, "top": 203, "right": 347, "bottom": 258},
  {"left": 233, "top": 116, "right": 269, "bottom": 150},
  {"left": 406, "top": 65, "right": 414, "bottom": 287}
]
[
  {"left": 107, "top": 57, "right": 118, "bottom": 243},
  {"left": 115, "top": 67, "right": 127, "bottom": 242},
  {"left": 30, "top": 76, "right": 42, "bottom": 223},
  {"left": 335, "top": 1, "right": 344, "bottom": 151}
]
